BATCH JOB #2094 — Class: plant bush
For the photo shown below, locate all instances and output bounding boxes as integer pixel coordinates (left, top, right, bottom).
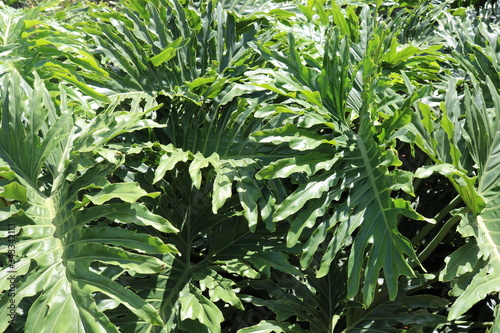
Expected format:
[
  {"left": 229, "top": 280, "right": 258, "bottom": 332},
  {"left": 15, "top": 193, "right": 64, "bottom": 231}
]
[{"left": 0, "top": 0, "right": 499, "bottom": 332}]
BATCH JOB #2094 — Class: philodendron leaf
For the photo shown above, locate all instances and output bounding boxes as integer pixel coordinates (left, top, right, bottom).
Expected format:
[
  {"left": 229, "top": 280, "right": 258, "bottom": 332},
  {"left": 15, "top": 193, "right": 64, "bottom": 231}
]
[
  {"left": 440, "top": 240, "right": 481, "bottom": 282},
  {"left": 0, "top": 71, "right": 172, "bottom": 332},
  {"left": 415, "top": 164, "right": 485, "bottom": 216},
  {"left": 273, "top": 128, "right": 431, "bottom": 305},
  {"left": 438, "top": 79, "right": 500, "bottom": 324},
  {"left": 0, "top": 182, "right": 26, "bottom": 202},
  {"left": 78, "top": 227, "right": 177, "bottom": 254},
  {"left": 77, "top": 182, "right": 160, "bottom": 208},
  {"left": 77, "top": 202, "right": 179, "bottom": 234},
  {"left": 245, "top": 250, "right": 303, "bottom": 278},
  {"left": 179, "top": 284, "right": 224, "bottom": 333},
  {"left": 150, "top": 37, "right": 188, "bottom": 66},
  {"left": 197, "top": 270, "right": 244, "bottom": 310},
  {"left": 256, "top": 151, "right": 340, "bottom": 180},
  {"left": 447, "top": 260, "right": 500, "bottom": 320},
  {"left": 251, "top": 123, "right": 335, "bottom": 151},
  {"left": 153, "top": 144, "right": 192, "bottom": 184}
]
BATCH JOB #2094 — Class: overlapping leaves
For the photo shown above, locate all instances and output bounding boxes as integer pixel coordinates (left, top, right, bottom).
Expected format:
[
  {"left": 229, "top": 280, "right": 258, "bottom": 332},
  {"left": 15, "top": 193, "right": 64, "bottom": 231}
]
[
  {"left": 0, "top": 70, "right": 177, "bottom": 332},
  {"left": 249, "top": 5, "right": 435, "bottom": 307},
  {"left": 2, "top": 0, "right": 500, "bottom": 332}
]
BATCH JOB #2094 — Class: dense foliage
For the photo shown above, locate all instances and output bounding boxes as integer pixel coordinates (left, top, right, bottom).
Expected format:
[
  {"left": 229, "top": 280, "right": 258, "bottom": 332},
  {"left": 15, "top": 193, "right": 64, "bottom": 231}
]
[{"left": 0, "top": 0, "right": 499, "bottom": 332}]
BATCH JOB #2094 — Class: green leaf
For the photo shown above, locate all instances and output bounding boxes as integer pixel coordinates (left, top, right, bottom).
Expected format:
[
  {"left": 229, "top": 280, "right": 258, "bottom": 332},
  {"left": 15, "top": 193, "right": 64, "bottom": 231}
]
[
  {"left": 79, "top": 182, "right": 159, "bottom": 207},
  {"left": 150, "top": 37, "right": 187, "bottom": 66},
  {"left": 251, "top": 124, "right": 335, "bottom": 151},
  {"left": 179, "top": 284, "right": 224, "bottom": 333},
  {"left": 0, "top": 181, "right": 26, "bottom": 202},
  {"left": 198, "top": 270, "right": 244, "bottom": 310},
  {"left": 415, "top": 164, "right": 485, "bottom": 215},
  {"left": 246, "top": 251, "right": 303, "bottom": 278},
  {"left": 257, "top": 151, "right": 339, "bottom": 179},
  {"left": 153, "top": 145, "right": 192, "bottom": 184},
  {"left": 77, "top": 202, "right": 179, "bottom": 234},
  {"left": 212, "top": 163, "right": 235, "bottom": 213},
  {"left": 0, "top": 70, "right": 168, "bottom": 331},
  {"left": 79, "top": 226, "right": 177, "bottom": 254},
  {"left": 234, "top": 164, "right": 261, "bottom": 231},
  {"left": 447, "top": 261, "right": 500, "bottom": 320},
  {"left": 440, "top": 240, "right": 481, "bottom": 282}
]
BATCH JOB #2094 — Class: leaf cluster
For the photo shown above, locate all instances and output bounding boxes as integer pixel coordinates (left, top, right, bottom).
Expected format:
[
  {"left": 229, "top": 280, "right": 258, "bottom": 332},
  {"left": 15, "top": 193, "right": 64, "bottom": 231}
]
[{"left": 0, "top": 0, "right": 500, "bottom": 332}]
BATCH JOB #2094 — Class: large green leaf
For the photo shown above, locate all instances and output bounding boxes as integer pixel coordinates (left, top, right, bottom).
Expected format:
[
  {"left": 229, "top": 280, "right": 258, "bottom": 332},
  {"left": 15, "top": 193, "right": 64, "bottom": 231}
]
[
  {"left": 439, "top": 79, "right": 500, "bottom": 322},
  {"left": 122, "top": 158, "right": 297, "bottom": 332},
  {"left": 404, "top": 10, "right": 500, "bottom": 326},
  {"left": 0, "top": 71, "right": 176, "bottom": 332},
  {"left": 179, "top": 284, "right": 224, "bottom": 333},
  {"left": 248, "top": 6, "right": 435, "bottom": 307}
]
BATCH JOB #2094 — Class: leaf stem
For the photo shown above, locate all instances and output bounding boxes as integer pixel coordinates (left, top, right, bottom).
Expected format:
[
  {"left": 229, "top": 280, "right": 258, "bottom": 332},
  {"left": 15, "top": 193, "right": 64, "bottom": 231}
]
[
  {"left": 416, "top": 210, "right": 465, "bottom": 265},
  {"left": 411, "top": 194, "right": 462, "bottom": 246}
]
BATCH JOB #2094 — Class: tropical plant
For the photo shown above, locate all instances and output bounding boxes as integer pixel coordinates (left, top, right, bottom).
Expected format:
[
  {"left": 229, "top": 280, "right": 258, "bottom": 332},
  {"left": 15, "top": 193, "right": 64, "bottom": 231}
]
[{"left": 1, "top": 0, "right": 500, "bottom": 332}]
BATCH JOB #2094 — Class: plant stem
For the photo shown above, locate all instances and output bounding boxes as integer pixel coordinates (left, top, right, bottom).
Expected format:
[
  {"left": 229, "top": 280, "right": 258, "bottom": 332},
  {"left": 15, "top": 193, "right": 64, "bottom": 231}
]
[
  {"left": 411, "top": 194, "right": 462, "bottom": 246},
  {"left": 416, "top": 211, "right": 465, "bottom": 265}
]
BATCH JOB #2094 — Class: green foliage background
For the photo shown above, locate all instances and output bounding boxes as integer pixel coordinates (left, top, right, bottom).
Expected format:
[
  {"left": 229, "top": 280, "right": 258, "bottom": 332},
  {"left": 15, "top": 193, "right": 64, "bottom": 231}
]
[{"left": 0, "top": 0, "right": 499, "bottom": 332}]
